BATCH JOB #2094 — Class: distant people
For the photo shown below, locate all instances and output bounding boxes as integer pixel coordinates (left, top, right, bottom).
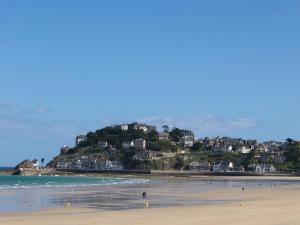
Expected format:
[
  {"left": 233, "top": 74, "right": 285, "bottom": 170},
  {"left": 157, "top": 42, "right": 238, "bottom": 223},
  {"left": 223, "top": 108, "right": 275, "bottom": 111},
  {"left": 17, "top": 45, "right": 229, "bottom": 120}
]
[
  {"left": 242, "top": 187, "right": 245, "bottom": 191},
  {"left": 142, "top": 192, "right": 147, "bottom": 198}
]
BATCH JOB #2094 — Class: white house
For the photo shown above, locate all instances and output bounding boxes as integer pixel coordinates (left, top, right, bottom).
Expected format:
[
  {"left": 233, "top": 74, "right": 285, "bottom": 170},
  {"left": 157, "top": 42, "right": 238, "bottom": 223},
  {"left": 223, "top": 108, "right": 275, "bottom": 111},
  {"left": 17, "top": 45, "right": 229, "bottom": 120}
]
[
  {"left": 75, "top": 135, "right": 87, "bottom": 146},
  {"left": 133, "top": 123, "right": 149, "bottom": 132},
  {"left": 181, "top": 131, "right": 195, "bottom": 147},
  {"left": 237, "top": 146, "right": 252, "bottom": 154},
  {"left": 255, "top": 164, "right": 276, "bottom": 174},
  {"left": 228, "top": 162, "right": 234, "bottom": 171},
  {"left": 121, "top": 124, "right": 129, "bottom": 131}
]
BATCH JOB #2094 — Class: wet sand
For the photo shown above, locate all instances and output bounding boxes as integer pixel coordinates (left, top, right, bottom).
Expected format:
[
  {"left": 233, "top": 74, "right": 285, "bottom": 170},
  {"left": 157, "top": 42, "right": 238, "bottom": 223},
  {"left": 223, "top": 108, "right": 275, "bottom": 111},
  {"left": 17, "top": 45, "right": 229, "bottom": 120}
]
[
  {"left": 1, "top": 176, "right": 300, "bottom": 225},
  {"left": 1, "top": 176, "right": 300, "bottom": 212},
  {"left": 1, "top": 184, "right": 300, "bottom": 225}
]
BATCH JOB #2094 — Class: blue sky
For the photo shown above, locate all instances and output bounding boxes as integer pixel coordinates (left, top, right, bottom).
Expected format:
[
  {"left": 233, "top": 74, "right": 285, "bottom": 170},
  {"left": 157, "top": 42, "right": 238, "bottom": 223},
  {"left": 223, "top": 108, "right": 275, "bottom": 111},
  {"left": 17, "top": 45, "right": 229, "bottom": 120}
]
[{"left": 0, "top": 0, "right": 299, "bottom": 166}]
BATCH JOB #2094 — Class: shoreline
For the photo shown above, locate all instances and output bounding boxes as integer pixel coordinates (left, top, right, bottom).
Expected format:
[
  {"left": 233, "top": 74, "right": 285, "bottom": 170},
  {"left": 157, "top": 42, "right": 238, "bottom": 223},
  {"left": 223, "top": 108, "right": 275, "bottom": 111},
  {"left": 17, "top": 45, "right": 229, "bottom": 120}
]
[
  {"left": 3, "top": 169, "right": 300, "bottom": 185},
  {"left": 2, "top": 174, "right": 300, "bottom": 213},
  {"left": 1, "top": 168, "right": 300, "bottom": 178},
  {"left": 1, "top": 184, "right": 300, "bottom": 225}
]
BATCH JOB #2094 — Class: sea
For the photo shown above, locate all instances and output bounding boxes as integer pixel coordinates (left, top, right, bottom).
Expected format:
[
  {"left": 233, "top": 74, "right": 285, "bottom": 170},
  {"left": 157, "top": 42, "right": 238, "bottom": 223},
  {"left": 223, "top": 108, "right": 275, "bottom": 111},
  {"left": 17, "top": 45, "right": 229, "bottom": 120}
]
[
  {"left": 0, "top": 175, "right": 147, "bottom": 190},
  {"left": 0, "top": 174, "right": 300, "bottom": 213},
  {"left": 0, "top": 175, "right": 150, "bottom": 212},
  {"left": 0, "top": 167, "right": 14, "bottom": 170}
]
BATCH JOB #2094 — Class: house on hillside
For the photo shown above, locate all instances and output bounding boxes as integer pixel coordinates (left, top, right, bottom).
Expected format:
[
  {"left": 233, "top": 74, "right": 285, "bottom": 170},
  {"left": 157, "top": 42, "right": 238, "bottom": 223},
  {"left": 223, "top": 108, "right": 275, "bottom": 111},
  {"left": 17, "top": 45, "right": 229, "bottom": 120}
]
[
  {"left": 181, "top": 130, "right": 195, "bottom": 147},
  {"left": 133, "top": 123, "right": 156, "bottom": 133},
  {"left": 75, "top": 135, "right": 87, "bottom": 146},
  {"left": 237, "top": 146, "right": 252, "bottom": 154},
  {"left": 159, "top": 132, "right": 169, "bottom": 140},
  {"left": 120, "top": 124, "right": 129, "bottom": 131}
]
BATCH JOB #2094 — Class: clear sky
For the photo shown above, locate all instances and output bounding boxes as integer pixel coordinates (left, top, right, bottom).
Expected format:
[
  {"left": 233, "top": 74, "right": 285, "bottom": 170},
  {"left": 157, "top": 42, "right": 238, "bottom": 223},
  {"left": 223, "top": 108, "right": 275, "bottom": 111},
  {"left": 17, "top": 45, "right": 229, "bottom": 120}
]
[{"left": 0, "top": 0, "right": 299, "bottom": 166}]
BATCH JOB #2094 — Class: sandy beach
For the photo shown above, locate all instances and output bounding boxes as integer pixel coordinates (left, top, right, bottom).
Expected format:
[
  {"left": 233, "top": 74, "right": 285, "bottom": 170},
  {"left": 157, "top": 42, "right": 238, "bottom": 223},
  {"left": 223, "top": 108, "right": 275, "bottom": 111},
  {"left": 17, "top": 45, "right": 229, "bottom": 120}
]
[{"left": 1, "top": 177, "right": 300, "bottom": 225}]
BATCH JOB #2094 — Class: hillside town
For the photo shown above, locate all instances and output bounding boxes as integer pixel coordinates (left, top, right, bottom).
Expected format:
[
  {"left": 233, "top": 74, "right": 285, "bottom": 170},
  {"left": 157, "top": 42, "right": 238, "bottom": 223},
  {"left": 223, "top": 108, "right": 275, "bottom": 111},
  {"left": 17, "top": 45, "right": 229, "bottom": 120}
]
[{"left": 44, "top": 123, "right": 300, "bottom": 175}]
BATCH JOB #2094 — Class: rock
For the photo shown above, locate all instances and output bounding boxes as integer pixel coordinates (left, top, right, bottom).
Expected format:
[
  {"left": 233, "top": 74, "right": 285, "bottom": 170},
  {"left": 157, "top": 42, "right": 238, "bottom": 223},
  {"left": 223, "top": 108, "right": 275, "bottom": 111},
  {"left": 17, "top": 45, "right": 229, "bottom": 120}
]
[{"left": 15, "top": 159, "right": 38, "bottom": 169}]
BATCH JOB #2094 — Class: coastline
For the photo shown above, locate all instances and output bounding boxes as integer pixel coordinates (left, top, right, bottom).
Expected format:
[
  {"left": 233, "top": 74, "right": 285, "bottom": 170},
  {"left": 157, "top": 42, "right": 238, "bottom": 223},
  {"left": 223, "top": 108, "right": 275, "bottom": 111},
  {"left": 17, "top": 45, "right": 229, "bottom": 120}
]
[
  {"left": 2, "top": 167, "right": 299, "bottom": 177},
  {"left": 3, "top": 167, "right": 300, "bottom": 186},
  {"left": 3, "top": 168, "right": 300, "bottom": 184},
  {"left": 1, "top": 183, "right": 300, "bottom": 225}
]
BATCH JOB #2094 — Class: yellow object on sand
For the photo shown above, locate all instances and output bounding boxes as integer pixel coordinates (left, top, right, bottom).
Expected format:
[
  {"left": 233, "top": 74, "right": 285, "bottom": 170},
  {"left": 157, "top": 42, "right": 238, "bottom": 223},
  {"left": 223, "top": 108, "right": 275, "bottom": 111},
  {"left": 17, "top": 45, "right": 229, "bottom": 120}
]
[{"left": 145, "top": 202, "right": 149, "bottom": 208}]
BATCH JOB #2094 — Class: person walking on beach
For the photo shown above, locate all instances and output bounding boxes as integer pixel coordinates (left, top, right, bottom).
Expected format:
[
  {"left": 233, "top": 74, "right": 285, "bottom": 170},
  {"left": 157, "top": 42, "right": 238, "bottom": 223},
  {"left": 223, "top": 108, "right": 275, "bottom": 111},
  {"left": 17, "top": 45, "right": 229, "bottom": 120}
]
[{"left": 142, "top": 192, "right": 147, "bottom": 198}]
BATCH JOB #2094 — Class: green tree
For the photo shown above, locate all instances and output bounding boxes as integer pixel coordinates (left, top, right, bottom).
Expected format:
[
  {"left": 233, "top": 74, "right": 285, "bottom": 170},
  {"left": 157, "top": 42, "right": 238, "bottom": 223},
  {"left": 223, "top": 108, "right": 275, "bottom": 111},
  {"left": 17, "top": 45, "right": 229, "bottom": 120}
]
[
  {"left": 86, "top": 132, "right": 99, "bottom": 146},
  {"left": 162, "top": 125, "right": 169, "bottom": 132},
  {"left": 146, "top": 130, "right": 159, "bottom": 142},
  {"left": 191, "top": 142, "right": 205, "bottom": 152},
  {"left": 285, "top": 138, "right": 300, "bottom": 163},
  {"left": 174, "top": 156, "right": 185, "bottom": 170},
  {"left": 169, "top": 128, "right": 184, "bottom": 142}
]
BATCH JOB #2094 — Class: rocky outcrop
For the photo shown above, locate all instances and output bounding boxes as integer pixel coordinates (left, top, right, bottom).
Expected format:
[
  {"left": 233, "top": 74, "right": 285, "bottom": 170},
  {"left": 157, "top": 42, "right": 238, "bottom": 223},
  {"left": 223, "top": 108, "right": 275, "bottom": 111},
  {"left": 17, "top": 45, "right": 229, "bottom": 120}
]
[{"left": 15, "top": 159, "right": 38, "bottom": 169}]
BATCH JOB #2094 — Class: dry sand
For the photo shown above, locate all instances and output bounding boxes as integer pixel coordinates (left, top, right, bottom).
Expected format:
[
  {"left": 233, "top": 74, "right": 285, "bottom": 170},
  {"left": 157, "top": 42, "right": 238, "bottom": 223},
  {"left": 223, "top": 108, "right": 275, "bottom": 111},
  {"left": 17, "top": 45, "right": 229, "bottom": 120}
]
[{"left": 1, "top": 184, "right": 300, "bottom": 225}]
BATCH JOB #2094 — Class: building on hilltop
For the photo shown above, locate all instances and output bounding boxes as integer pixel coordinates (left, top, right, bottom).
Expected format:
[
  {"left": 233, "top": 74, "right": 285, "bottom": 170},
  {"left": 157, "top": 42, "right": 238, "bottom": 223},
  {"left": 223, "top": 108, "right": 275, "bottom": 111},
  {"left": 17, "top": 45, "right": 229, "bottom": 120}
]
[
  {"left": 237, "top": 146, "right": 252, "bottom": 154},
  {"left": 133, "top": 123, "right": 156, "bottom": 133},
  {"left": 158, "top": 132, "right": 169, "bottom": 140},
  {"left": 75, "top": 135, "right": 87, "bottom": 146},
  {"left": 120, "top": 124, "right": 129, "bottom": 131},
  {"left": 181, "top": 130, "right": 195, "bottom": 147}
]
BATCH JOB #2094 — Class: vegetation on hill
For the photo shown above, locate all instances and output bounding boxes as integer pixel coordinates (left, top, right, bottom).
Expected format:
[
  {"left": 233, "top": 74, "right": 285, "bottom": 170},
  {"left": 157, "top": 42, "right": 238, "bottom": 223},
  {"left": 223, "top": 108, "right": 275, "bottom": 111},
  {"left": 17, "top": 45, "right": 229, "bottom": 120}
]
[{"left": 47, "top": 123, "right": 300, "bottom": 172}]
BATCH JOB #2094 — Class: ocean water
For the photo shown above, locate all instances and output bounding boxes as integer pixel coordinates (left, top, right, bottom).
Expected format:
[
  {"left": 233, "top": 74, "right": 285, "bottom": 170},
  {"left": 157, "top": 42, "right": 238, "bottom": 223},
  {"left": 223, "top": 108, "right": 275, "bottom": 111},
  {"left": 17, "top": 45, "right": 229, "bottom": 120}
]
[
  {"left": 0, "top": 175, "right": 148, "bottom": 190},
  {"left": 0, "top": 167, "right": 14, "bottom": 170},
  {"left": 0, "top": 175, "right": 150, "bottom": 212}
]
